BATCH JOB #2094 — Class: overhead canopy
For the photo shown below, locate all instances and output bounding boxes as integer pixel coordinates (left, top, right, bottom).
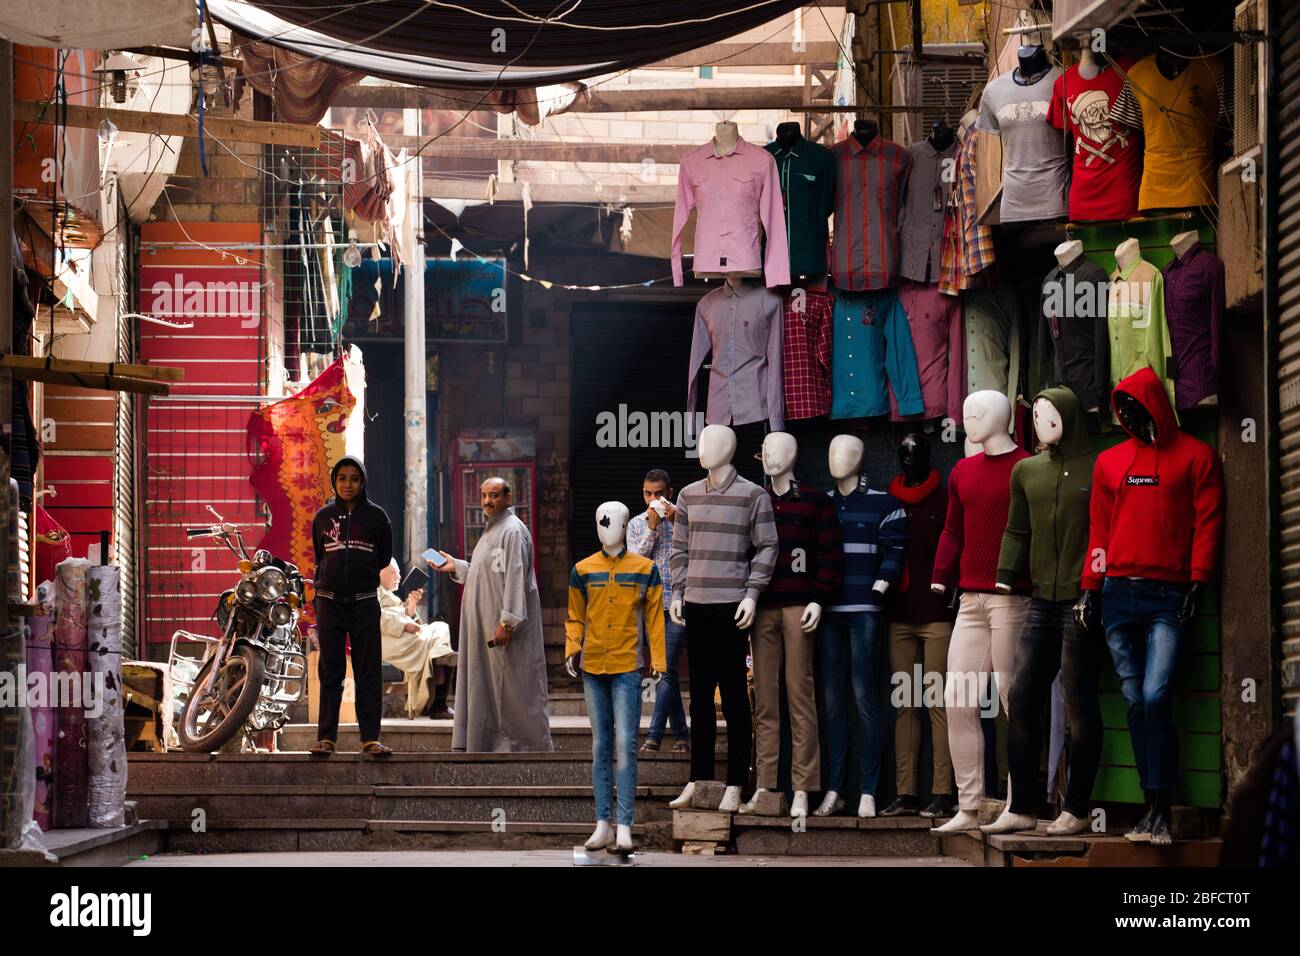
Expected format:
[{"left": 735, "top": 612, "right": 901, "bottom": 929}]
[
  {"left": 0, "top": 0, "right": 196, "bottom": 48},
  {"left": 209, "top": 0, "right": 809, "bottom": 88}
]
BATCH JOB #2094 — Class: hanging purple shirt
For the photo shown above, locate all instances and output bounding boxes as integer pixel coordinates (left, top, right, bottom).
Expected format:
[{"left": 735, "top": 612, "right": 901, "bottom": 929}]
[{"left": 1162, "top": 243, "right": 1224, "bottom": 409}]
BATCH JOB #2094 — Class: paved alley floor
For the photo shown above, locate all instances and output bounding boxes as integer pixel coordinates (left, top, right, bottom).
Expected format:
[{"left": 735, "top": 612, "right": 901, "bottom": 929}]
[{"left": 127, "top": 849, "right": 970, "bottom": 867}]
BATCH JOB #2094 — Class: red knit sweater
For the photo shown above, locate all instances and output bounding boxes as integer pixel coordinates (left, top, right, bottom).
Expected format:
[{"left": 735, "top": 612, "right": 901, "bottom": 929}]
[{"left": 932, "top": 448, "right": 1032, "bottom": 593}]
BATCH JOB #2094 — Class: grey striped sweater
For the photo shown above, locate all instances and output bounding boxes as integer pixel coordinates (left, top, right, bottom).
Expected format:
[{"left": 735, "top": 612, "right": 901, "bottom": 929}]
[{"left": 669, "top": 468, "right": 778, "bottom": 605}]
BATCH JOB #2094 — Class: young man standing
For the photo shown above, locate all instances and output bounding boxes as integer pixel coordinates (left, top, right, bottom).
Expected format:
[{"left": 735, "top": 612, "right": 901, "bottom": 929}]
[
  {"left": 627, "top": 468, "right": 689, "bottom": 753},
  {"left": 310, "top": 456, "right": 394, "bottom": 757}
]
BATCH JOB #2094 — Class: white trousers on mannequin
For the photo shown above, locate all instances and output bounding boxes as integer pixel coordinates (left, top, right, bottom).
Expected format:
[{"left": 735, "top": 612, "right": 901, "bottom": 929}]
[{"left": 944, "top": 591, "right": 1030, "bottom": 811}]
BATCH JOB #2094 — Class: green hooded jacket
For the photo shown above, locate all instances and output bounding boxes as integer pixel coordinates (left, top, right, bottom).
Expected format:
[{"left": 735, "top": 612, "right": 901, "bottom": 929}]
[{"left": 996, "top": 386, "right": 1097, "bottom": 602}]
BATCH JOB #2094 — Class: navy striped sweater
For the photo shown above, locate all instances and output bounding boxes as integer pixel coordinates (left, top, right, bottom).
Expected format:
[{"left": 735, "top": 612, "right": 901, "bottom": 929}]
[{"left": 826, "top": 477, "right": 908, "bottom": 613}]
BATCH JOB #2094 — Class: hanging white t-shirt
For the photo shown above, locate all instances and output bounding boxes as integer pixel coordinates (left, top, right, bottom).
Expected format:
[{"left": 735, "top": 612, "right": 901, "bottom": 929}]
[{"left": 976, "top": 67, "right": 1069, "bottom": 223}]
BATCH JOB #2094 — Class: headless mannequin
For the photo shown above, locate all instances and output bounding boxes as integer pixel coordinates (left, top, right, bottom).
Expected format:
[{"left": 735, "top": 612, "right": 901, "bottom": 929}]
[
  {"left": 814, "top": 434, "right": 890, "bottom": 820},
  {"left": 775, "top": 121, "right": 802, "bottom": 151},
  {"left": 569, "top": 502, "right": 645, "bottom": 855},
  {"left": 932, "top": 390, "right": 1021, "bottom": 834},
  {"left": 1154, "top": 48, "right": 1188, "bottom": 82},
  {"left": 900, "top": 432, "right": 931, "bottom": 486},
  {"left": 1055, "top": 239, "right": 1084, "bottom": 269},
  {"left": 668, "top": 424, "right": 754, "bottom": 814},
  {"left": 853, "top": 118, "right": 878, "bottom": 148},
  {"left": 1015, "top": 45, "right": 1051, "bottom": 84},
  {"left": 1115, "top": 238, "right": 1142, "bottom": 272},
  {"left": 1077, "top": 44, "right": 1101, "bottom": 81},
  {"left": 928, "top": 119, "right": 956, "bottom": 153},
  {"left": 741, "top": 431, "right": 818, "bottom": 818},
  {"left": 1170, "top": 230, "right": 1199, "bottom": 260}
]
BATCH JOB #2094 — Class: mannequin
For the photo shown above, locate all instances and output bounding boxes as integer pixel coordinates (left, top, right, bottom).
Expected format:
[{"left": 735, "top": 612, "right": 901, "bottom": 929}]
[
  {"left": 1114, "top": 238, "right": 1141, "bottom": 273},
  {"left": 714, "top": 120, "right": 740, "bottom": 156},
  {"left": 1016, "top": 44, "right": 1051, "bottom": 83},
  {"left": 853, "top": 118, "right": 878, "bottom": 147},
  {"left": 1078, "top": 44, "right": 1100, "bottom": 81},
  {"left": 745, "top": 432, "right": 843, "bottom": 818},
  {"left": 1041, "top": 240, "right": 1109, "bottom": 413},
  {"left": 930, "top": 391, "right": 1031, "bottom": 833},
  {"left": 813, "top": 434, "right": 907, "bottom": 819},
  {"left": 928, "top": 119, "right": 955, "bottom": 153},
  {"left": 985, "top": 388, "right": 1103, "bottom": 836},
  {"left": 1076, "top": 366, "right": 1224, "bottom": 845},
  {"left": 881, "top": 432, "right": 956, "bottom": 819},
  {"left": 775, "top": 121, "right": 801, "bottom": 151},
  {"left": 668, "top": 424, "right": 778, "bottom": 813},
  {"left": 566, "top": 502, "right": 667, "bottom": 855},
  {"left": 1153, "top": 48, "right": 1188, "bottom": 82},
  {"left": 766, "top": 121, "right": 835, "bottom": 282},
  {"left": 1163, "top": 230, "right": 1224, "bottom": 408}
]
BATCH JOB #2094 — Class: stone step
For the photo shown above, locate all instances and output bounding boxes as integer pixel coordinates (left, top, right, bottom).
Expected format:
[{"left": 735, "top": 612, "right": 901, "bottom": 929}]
[
  {"left": 156, "top": 818, "right": 677, "bottom": 854},
  {"left": 546, "top": 691, "right": 693, "bottom": 717},
  {"left": 671, "top": 809, "right": 944, "bottom": 857},
  {"left": 278, "top": 717, "right": 725, "bottom": 754},
  {"left": 127, "top": 783, "right": 683, "bottom": 825},
  {"left": 127, "top": 751, "right": 692, "bottom": 788},
  {"left": 936, "top": 827, "right": 1224, "bottom": 867},
  {"left": 0, "top": 822, "right": 167, "bottom": 867}
]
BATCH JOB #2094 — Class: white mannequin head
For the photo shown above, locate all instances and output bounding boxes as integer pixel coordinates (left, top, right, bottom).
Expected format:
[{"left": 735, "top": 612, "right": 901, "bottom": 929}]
[
  {"left": 962, "top": 390, "right": 1013, "bottom": 445},
  {"left": 596, "top": 501, "right": 630, "bottom": 552},
  {"left": 828, "top": 434, "right": 865, "bottom": 481},
  {"left": 1033, "top": 396, "right": 1064, "bottom": 446},
  {"left": 697, "top": 424, "right": 737, "bottom": 471},
  {"left": 761, "top": 432, "right": 798, "bottom": 478}
]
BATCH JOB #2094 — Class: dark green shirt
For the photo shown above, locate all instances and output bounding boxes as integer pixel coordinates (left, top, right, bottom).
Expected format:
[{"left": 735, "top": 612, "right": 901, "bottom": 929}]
[{"left": 764, "top": 136, "right": 835, "bottom": 279}]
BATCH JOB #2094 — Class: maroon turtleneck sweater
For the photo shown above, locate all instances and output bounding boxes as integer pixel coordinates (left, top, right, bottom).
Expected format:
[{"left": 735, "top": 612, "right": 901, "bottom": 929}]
[{"left": 932, "top": 448, "right": 1032, "bottom": 594}]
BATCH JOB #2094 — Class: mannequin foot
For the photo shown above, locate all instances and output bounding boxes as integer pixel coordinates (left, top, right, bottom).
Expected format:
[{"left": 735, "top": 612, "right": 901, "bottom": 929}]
[
  {"left": 857, "top": 795, "right": 876, "bottom": 819},
  {"left": 738, "top": 788, "right": 770, "bottom": 815},
  {"left": 979, "top": 810, "right": 1038, "bottom": 834},
  {"left": 718, "top": 785, "right": 742, "bottom": 813},
  {"left": 790, "top": 791, "right": 809, "bottom": 817},
  {"left": 1046, "top": 810, "right": 1089, "bottom": 836},
  {"left": 612, "top": 824, "right": 635, "bottom": 854},
  {"left": 933, "top": 809, "right": 981, "bottom": 833},
  {"left": 1149, "top": 813, "right": 1173, "bottom": 846},
  {"left": 813, "top": 791, "right": 845, "bottom": 817},
  {"left": 584, "top": 820, "right": 614, "bottom": 850},
  {"left": 1124, "top": 804, "right": 1156, "bottom": 843},
  {"left": 668, "top": 782, "right": 695, "bottom": 810}
]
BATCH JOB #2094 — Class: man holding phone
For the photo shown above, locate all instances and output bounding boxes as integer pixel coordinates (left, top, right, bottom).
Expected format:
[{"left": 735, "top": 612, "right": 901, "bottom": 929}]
[{"left": 427, "top": 477, "right": 554, "bottom": 752}]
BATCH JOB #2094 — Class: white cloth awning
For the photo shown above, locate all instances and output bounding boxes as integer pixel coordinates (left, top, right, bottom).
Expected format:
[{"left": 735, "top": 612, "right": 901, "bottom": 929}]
[{"left": 0, "top": 0, "right": 197, "bottom": 48}]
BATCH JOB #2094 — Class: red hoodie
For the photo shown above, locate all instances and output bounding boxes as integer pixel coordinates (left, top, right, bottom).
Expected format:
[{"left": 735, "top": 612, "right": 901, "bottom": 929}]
[{"left": 1081, "top": 366, "right": 1224, "bottom": 589}]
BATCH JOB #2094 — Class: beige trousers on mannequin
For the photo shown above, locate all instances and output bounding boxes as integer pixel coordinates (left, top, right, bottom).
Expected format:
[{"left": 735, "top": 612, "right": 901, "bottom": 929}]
[
  {"left": 752, "top": 605, "right": 820, "bottom": 792},
  {"left": 889, "top": 621, "right": 954, "bottom": 796},
  {"left": 944, "top": 592, "right": 1030, "bottom": 811}
]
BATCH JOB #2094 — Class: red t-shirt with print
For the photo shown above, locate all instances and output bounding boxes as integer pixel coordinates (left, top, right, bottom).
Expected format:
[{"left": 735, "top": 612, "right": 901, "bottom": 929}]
[{"left": 1047, "top": 59, "right": 1141, "bottom": 222}]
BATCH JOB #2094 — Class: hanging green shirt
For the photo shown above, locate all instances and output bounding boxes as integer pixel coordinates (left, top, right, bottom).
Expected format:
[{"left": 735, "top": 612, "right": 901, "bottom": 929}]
[
  {"left": 1106, "top": 257, "right": 1175, "bottom": 413},
  {"left": 764, "top": 136, "right": 836, "bottom": 279}
]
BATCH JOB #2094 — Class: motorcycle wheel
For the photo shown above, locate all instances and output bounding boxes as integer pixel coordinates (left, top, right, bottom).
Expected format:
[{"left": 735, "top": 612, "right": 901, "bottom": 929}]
[{"left": 177, "top": 645, "right": 266, "bottom": 752}]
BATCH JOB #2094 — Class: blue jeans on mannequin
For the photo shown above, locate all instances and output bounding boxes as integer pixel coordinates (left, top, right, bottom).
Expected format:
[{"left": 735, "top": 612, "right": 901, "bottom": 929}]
[
  {"left": 583, "top": 670, "right": 642, "bottom": 827},
  {"left": 646, "top": 618, "right": 688, "bottom": 745},
  {"left": 1101, "top": 577, "right": 1189, "bottom": 792},
  {"left": 816, "top": 611, "right": 886, "bottom": 796}
]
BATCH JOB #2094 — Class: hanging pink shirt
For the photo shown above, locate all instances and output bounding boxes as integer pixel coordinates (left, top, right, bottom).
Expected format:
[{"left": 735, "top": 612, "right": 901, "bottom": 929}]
[{"left": 671, "top": 137, "right": 790, "bottom": 287}]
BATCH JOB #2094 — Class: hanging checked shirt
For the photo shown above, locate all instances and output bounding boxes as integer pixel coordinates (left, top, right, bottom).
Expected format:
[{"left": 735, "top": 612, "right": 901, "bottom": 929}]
[
  {"left": 687, "top": 282, "right": 785, "bottom": 431},
  {"left": 671, "top": 137, "right": 790, "bottom": 287},
  {"left": 938, "top": 134, "right": 995, "bottom": 295},
  {"left": 1107, "top": 257, "right": 1176, "bottom": 412},
  {"left": 565, "top": 549, "right": 666, "bottom": 676},
  {"left": 781, "top": 288, "right": 834, "bottom": 420},
  {"left": 1110, "top": 54, "right": 1226, "bottom": 211},
  {"left": 830, "top": 134, "right": 912, "bottom": 291},
  {"left": 765, "top": 135, "right": 836, "bottom": 278},
  {"left": 1162, "top": 242, "right": 1224, "bottom": 409},
  {"left": 830, "top": 289, "right": 924, "bottom": 419},
  {"left": 899, "top": 138, "right": 957, "bottom": 283}
]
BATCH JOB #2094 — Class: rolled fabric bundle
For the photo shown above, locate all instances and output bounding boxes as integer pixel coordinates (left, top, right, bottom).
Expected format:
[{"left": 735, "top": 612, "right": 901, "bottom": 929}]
[
  {"left": 52, "top": 558, "right": 90, "bottom": 829},
  {"left": 24, "top": 613, "right": 55, "bottom": 830},
  {"left": 0, "top": 627, "right": 27, "bottom": 846},
  {"left": 86, "top": 566, "right": 124, "bottom": 827}
]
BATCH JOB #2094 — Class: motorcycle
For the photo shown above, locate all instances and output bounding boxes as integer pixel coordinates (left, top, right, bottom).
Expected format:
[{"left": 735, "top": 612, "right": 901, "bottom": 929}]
[{"left": 173, "top": 506, "right": 308, "bottom": 752}]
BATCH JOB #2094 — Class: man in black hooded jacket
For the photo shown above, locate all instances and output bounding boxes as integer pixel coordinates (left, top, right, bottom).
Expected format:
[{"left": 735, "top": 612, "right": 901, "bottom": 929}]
[{"left": 309, "top": 455, "right": 394, "bottom": 756}]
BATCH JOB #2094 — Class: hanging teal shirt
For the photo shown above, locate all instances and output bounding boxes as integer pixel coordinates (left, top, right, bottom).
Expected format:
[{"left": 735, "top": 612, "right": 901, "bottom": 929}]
[
  {"left": 830, "top": 289, "right": 925, "bottom": 419},
  {"left": 764, "top": 137, "right": 836, "bottom": 279}
]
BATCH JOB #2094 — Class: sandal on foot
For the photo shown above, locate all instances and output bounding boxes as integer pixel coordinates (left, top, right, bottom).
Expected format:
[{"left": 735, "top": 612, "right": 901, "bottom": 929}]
[
  {"left": 639, "top": 739, "right": 661, "bottom": 753},
  {"left": 309, "top": 739, "right": 336, "bottom": 757},
  {"left": 360, "top": 740, "right": 393, "bottom": 757}
]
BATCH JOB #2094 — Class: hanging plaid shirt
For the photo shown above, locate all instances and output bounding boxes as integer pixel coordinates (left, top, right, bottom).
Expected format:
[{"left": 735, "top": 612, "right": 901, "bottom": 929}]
[
  {"left": 781, "top": 288, "right": 834, "bottom": 420},
  {"left": 938, "top": 136, "right": 995, "bottom": 295}
]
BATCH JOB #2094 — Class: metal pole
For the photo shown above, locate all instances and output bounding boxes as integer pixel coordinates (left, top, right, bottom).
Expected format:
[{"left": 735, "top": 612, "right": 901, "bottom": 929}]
[{"left": 403, "top": 143, "right": 428, "bottom": 567}]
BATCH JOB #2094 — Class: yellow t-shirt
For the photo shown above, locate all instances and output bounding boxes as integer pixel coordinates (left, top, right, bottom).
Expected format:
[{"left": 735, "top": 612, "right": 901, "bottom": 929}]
[{"left": 1119, "top": 55, "right": 1223, "bottom": 210}]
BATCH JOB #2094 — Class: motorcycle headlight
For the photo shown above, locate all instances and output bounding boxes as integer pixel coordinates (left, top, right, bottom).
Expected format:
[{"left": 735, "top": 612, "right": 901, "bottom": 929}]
[
  {"left": 269, "top": 603, "right": 293, "bottom": 627},
  {"left": 256, "top": 566, "right": 288, "bottom": 602},
  {"left": 235, "top": 579, "right": 258, "bottom": 603}
]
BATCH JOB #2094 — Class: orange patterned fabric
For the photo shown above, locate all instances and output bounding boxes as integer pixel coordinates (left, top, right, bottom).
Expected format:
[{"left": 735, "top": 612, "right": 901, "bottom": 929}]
[{"left": 248, "top": 359, "right": 355, "bottom": 605}]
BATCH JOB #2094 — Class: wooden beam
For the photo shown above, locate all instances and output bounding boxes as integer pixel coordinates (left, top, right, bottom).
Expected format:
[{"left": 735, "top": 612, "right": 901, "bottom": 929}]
[
  {"left": 0, "top": 356, "right": 183, "bottom": 382},
  {"left": 14, "top": 100, "right": 321, "bottom": 148},
  {"left": 0, "top": 356, "right": 182, "bottom": 396},
  {"left": 334, "top": 84, "right": 860, "bottom": 114},
  {"left": 383, "top": 135, "right": 688, "bottom": 165},
  {"left": 124, "top": 46, "right": 243, "bottom": 69},
  {"left": 646, "top": 41, "right": 842, "bottom": 68},
  {"left": 425, "top": 178, "right": 675, "bottom": 204}
]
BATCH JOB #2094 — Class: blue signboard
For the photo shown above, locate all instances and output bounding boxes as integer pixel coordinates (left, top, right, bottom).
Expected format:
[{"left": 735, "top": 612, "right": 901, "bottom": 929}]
[{"left": 425, "top": 256, "right": 508, "bottom": 344}]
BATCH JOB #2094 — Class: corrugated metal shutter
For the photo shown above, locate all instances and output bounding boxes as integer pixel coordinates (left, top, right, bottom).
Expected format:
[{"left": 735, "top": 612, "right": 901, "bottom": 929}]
[
  {"left": 1276, "top": 0, "right": 1300, "bottom": 715},
  {"left": 114, "top": 215, "right": 138, "bottom": 658}
]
